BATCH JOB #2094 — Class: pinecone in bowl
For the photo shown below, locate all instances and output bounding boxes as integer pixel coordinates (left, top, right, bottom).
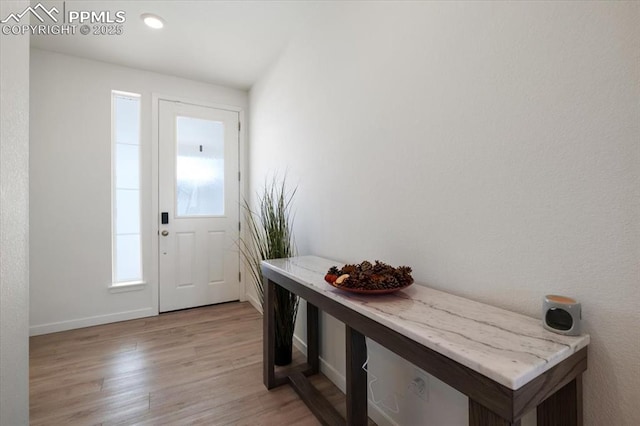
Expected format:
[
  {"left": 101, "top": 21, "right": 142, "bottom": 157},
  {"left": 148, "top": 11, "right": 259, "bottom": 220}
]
[{"left": 325, "top": 261, "right": 413, "bottom": 291}]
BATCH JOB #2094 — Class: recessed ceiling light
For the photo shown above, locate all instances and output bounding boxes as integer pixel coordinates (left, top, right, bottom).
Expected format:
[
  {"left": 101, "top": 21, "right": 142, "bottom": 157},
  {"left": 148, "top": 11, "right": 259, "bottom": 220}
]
[{"left": 141, "top": 13, "right": 164, "bottom": 29}]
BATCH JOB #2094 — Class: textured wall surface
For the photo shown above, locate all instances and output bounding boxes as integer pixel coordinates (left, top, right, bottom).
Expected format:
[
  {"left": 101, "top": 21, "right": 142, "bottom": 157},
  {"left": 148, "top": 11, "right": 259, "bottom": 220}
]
[
  {"left": 0, "top": 1, "right": 30, "bottom": 424},
  {"left": 250, "top": 2, "right": 639, "bottom": 425}
]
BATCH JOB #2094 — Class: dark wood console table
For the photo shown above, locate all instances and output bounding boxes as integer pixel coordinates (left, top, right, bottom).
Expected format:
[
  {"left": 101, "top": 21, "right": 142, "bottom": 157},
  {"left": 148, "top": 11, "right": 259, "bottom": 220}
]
[{"left": 262, "top": 256, "right": 589, "bottom": 426}]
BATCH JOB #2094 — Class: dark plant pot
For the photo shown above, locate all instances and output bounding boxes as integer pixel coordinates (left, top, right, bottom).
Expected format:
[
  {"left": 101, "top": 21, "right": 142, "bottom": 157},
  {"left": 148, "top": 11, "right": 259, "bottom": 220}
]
[{"left": 275, "top": 342, "right": 293, "bottom": 366}]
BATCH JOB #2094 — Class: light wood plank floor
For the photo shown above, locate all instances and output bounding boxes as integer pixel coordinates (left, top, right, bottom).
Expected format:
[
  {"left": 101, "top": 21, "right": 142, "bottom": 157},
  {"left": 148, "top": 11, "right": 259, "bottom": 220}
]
[{"left": 30, "top": 302, "right": 374, "bottom": 425}]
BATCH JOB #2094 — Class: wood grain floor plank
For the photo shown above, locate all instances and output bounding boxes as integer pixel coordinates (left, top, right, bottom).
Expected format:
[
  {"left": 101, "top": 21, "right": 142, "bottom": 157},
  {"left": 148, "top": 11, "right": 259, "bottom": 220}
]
[{"left": 30, "top": 302, "right": 373, "bottom": 425}]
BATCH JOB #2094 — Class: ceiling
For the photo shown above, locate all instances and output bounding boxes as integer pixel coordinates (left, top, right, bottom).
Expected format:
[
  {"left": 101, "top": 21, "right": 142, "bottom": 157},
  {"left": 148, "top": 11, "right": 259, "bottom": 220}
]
[{"left": 30, "top": 1, "right": 317, "bottom": 90}]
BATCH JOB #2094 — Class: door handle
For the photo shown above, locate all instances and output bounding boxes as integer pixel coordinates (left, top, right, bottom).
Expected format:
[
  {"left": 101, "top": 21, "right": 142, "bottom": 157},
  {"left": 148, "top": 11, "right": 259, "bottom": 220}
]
[{"left": 161, "top": 230, "right": 169, "bottom": 236}]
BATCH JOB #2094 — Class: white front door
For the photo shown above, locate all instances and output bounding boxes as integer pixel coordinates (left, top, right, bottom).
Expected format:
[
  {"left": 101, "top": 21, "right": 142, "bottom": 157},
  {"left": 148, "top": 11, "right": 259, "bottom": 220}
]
[{"left": 158, "top": 100, "right": 240, "bottom": 312}]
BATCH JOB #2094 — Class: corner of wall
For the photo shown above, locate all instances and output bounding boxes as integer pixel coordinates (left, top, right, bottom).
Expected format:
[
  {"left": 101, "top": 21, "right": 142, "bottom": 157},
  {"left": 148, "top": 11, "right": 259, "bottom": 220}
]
[{"left": 0, "top": 1, "right": 30, "bottom": 423}]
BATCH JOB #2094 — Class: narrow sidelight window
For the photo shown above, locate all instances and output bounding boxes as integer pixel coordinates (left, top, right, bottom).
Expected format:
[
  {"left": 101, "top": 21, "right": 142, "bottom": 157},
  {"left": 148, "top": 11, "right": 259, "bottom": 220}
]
[{"left": 112, "top": 91, "right": 142, "bottom": 284}]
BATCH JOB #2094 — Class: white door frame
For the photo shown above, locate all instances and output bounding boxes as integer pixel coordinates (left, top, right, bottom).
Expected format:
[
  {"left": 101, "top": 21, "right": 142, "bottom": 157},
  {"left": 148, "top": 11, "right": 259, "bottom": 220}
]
[{"left": 151, "top": 93, "right": 247, "bottom": 315}]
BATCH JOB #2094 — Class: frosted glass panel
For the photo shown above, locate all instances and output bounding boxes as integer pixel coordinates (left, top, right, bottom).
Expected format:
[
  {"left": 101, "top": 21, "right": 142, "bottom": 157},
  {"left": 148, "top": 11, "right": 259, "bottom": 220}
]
[
  {"left": 112, "top": 92, "right": 142, "bottom": 284},
  {"left": 116, "top": 189, "right": 140, "bottom": 234},
  {"left": 115, "top": 96, "right": 140, "bottom": 145},
  {"left": 176, "top": 116, "right": 224, "bottom": 216},
  {"left": 116, "top": 144, "right": 139, "bottom": 189},
  {"left": 116, "top": 234, "right": 141, "bottom": 282}
]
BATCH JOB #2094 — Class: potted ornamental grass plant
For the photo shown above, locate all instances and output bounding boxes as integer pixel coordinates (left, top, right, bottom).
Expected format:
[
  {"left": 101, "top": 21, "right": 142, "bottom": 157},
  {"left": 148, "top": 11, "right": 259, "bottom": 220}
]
[{"left": 239, "top": 176, "right": 298, "bottom": 365}]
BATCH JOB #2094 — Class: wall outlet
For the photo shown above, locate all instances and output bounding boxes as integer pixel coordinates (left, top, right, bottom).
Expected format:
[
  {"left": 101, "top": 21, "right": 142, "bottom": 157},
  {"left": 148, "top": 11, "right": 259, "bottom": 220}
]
[{"left": 408, "top": 373, "right": 429, "bottom": 401}]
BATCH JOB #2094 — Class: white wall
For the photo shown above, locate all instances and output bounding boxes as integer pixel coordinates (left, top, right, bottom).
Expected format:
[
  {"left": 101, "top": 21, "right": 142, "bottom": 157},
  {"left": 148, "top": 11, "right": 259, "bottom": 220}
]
[
  {"left": 250, "top": 2, "right": 639, "bottom": 425},
  {"left": 0, "top": 1, "right": 30, "bottom": 424},
  {"left": 29, "top": 49, "right": 248, "bottom": 335}
]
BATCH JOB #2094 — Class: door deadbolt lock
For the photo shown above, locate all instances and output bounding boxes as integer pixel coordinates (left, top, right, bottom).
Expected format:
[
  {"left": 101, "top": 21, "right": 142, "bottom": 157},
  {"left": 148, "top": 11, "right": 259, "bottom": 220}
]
[{"left": 161, "top": 230, "right": 169, "bottom": 236}]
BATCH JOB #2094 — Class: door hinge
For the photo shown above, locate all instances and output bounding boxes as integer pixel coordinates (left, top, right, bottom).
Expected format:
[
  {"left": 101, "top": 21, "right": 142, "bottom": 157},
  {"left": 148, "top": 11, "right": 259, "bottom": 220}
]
[
  {"left": 238, "top": 171, "right": 241, "bottom": 182},
  {"left": 238, "top": 221, "right": 241, "bottom": 232},
  {"left": 238, "top": 121, "right": 241, "bottom": 131},
  {"left": 238, "top": 271, "right": 242, "bottom": 282}
]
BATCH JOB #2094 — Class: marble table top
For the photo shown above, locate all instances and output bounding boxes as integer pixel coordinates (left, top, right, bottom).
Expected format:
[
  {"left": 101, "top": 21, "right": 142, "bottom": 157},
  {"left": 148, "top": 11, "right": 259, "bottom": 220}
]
[{"left": 262, "top": 256, "right": 590, "bottom": 390}]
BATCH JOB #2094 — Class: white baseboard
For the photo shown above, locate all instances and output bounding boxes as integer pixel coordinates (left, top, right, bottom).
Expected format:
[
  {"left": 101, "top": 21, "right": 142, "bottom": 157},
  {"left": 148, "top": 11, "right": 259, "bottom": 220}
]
[
  {"left": 246, "top": 293, "right": 262, "bottom": 314},
  {"left": 292, "top": 335, "right": 399, "bottom": 426},
  {"left": 29, "top": 307, "right": 156, "bottom": 336}
]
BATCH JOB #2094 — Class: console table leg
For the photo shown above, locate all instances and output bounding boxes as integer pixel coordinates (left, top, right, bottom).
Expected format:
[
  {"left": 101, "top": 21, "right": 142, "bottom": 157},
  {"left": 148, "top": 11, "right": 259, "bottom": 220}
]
[
  {"left": 263, "top": 279, "right": 276, "bottom": 389},
  {"left": 469, "top": 399, "right": 521, "bottom": 426},
  {"left": 536, "top": 375, "right": 583, "bottom": 426},
  {"left": 346, "top": 325, "right": 367, "bottom": 425},
  {"left": 307, "top": 302, "right": 320, "bottom": 374}
]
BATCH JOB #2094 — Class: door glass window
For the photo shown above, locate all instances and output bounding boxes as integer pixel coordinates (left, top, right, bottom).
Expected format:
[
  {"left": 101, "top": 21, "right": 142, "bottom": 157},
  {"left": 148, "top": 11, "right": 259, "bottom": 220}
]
[{"left": 175, "top": 116, "right": 224, "bottom": 216}]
